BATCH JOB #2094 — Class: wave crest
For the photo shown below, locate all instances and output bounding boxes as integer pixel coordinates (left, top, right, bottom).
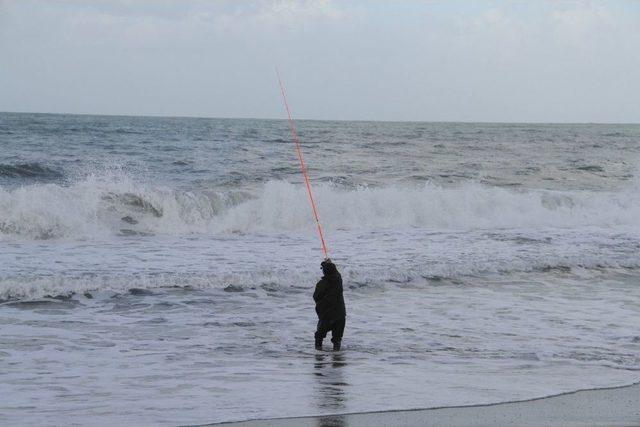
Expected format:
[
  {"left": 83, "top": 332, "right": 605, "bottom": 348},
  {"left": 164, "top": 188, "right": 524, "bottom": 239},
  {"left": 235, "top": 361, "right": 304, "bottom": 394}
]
[{"left": 0, "top": 175, "right": 639, "bottom": 239}]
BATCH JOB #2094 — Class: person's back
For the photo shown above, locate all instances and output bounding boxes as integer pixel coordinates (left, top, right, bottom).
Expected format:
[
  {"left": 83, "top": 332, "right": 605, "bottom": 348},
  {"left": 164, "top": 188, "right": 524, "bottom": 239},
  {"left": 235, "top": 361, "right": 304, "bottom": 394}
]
[{"left": 313, "top": 259, "right": 346, "bottom": 351}]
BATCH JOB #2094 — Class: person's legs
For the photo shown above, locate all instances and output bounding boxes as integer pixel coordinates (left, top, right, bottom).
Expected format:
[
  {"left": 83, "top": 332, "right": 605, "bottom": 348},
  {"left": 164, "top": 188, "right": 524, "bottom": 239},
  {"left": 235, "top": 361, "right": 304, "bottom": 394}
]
[
  {"left": 315, "top": 320, "right": 330, "bottom": 350},
  {"left": 330, "top": 317, "right": 346, "bottom": 351}
]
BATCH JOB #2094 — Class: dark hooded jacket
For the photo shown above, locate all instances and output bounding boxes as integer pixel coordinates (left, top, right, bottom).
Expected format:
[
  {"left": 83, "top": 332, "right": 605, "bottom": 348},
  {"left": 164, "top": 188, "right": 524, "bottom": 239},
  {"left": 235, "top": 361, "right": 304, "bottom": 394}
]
[{"left": 313, "top": 261, "right": 346, "bottom": 323}]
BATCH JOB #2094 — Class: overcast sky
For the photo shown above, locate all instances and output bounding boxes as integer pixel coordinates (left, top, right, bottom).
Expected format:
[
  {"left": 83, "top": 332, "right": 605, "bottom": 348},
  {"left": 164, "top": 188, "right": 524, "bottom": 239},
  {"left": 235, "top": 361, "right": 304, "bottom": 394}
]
[{"left": 1, "top": 0, "right": 638, "bottom": 122}]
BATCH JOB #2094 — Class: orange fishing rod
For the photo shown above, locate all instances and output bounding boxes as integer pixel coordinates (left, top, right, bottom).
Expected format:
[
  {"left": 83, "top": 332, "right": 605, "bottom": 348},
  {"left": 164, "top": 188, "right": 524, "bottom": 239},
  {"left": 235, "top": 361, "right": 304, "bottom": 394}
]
[{"left": 276, "top": 69, "right": 329, "bottom": 259}]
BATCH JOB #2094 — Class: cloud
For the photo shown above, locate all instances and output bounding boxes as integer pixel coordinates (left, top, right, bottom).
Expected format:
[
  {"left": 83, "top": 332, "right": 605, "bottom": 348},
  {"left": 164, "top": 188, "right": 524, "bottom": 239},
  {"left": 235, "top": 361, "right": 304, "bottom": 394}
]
[
  {"left": 224, "top": 0, "right": 345, "bottom": 25},
  {"left": 4, "top": 0, "right": 352, "bottom": 48},
  {"left": 0, "top": 0, "right": 638, "bottom": 122},
  {"left": 551, "top": 2, "right": 615, "bottom": 46}
]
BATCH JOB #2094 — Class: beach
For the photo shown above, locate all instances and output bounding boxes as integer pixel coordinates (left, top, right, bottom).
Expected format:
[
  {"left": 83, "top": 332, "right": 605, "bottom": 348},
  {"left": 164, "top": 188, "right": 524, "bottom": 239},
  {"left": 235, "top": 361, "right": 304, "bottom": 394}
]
[
  {"left": 3, "top": 1, "right": 640, "bottom": 425},
  {"left": 211, "top": 382, "right": 640, "bottom": 427},
  {"left": 1, "top": 113, "right": 639, "bottom": 425}
]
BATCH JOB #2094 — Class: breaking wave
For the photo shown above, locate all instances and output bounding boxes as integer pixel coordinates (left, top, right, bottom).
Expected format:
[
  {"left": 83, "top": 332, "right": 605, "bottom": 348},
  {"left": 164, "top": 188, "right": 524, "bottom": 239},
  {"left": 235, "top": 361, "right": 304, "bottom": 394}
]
[{"left": 0, "top": 173, "right": 639, "bottom": 239}]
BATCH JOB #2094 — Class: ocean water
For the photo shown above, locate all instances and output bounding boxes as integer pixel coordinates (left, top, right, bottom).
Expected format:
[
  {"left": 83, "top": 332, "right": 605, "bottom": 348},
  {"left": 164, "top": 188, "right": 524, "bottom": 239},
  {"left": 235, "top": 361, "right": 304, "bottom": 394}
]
[{"left": 1, "top": 112, "right": 639, "bottom": 425}]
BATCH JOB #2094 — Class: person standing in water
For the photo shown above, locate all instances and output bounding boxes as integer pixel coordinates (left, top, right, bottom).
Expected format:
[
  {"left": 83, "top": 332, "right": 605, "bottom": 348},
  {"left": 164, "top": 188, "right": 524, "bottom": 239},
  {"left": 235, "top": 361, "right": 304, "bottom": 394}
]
[{"left": 314, "top": 259, "right": 346, "bottom": 351}]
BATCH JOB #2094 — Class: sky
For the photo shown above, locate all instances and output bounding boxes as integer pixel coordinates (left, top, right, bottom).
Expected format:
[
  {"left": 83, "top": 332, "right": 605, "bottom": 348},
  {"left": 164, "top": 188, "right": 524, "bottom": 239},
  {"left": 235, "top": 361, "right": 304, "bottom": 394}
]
[{"left": 0, "top": 0, "right": 638, "bottom": 123}]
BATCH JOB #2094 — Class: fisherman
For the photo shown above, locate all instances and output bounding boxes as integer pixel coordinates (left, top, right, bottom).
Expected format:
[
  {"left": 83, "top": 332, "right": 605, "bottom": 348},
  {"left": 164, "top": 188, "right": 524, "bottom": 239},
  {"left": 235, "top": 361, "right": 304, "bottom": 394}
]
[{"left": 313, "top": 259, "right": 346, "bottom": 351}]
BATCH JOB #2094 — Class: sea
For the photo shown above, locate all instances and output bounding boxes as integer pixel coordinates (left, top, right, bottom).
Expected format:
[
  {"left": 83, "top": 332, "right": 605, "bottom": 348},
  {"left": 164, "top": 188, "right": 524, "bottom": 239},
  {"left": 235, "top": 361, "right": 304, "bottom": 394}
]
[{"left": 1, "top": 112, "right": 639, "bottom": 425}]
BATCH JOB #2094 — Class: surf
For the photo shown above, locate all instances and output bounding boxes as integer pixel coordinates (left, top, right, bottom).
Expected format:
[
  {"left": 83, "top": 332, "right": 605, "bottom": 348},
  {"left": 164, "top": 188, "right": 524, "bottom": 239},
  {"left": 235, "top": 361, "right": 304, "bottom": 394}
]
[{"left": 1, "top": 174, "right": 639, "bottom": 239}]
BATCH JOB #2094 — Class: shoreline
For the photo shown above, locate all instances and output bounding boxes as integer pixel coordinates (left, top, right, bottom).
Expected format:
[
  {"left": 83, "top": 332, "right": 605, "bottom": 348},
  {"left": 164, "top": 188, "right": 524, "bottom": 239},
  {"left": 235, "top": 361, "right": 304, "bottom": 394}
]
[{"left": 202, "top": 381, "right": 640, "bottom": 427}]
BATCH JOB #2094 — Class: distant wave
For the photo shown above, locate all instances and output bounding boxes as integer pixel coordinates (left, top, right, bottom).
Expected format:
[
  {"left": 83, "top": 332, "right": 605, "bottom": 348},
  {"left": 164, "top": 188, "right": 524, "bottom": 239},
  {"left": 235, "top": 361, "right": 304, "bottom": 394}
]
[
  {"left": 0, "top": 162, "right": 64, "bottom": 180},
  {"left": 0, "top": 172, "right": 639, "bottom": 239}
]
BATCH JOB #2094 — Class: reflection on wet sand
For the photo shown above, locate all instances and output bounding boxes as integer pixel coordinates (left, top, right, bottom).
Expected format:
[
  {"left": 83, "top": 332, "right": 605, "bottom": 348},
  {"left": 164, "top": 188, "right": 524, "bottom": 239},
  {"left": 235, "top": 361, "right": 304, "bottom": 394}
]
[{"left": 314, "top": 352, "right": 348, "bottom": 427}]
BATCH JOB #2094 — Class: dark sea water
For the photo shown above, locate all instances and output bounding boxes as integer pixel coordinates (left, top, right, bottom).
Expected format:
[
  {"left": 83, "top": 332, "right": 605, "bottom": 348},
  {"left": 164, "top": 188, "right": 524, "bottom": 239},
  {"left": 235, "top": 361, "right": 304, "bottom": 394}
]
[{"left": 1, "top": 112, "right": 639, "bottom": 425}]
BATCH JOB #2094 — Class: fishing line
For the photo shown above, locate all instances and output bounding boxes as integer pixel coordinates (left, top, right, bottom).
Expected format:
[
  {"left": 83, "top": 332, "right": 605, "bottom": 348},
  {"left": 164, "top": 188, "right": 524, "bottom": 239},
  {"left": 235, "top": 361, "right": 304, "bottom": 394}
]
[{"left": 276, "top": 68, "right": 329, "bottom": 259}]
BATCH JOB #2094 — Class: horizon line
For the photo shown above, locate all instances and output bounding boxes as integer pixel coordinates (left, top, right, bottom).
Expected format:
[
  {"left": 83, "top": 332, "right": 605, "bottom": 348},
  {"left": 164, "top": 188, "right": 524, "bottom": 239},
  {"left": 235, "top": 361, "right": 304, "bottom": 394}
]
[{"left": 1, "top": 110, "right": 638, "bottom": 126}]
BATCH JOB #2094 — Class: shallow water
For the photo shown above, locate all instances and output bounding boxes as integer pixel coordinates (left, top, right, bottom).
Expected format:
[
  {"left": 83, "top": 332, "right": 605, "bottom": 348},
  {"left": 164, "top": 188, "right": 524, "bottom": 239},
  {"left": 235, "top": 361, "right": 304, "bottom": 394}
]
[
  {"left": 1, "top": 113, "right": 639, "bottom": 425},
  {"left": 2, "top": 271, "right": 639, "bottom": 425}
]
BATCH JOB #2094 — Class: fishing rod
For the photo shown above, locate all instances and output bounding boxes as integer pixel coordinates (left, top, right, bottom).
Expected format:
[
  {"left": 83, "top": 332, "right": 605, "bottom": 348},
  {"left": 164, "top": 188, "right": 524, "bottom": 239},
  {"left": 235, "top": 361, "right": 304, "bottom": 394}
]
[{"left": 276, "top": 68, "right": 329, "bottom": 259}]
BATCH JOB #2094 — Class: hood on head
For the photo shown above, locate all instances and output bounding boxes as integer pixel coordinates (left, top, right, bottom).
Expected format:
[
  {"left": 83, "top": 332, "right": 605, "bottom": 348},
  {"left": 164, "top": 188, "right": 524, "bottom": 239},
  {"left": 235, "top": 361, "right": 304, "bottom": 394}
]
[{"left": 321, "top": 259, "right": 338, "bottom": 276}]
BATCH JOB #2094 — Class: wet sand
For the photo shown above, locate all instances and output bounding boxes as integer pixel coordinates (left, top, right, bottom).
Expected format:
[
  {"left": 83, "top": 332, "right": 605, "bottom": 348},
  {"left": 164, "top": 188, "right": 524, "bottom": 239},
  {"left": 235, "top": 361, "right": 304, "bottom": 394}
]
[{"left": 206, "top": 382, "right": 640, "bottom": 427}]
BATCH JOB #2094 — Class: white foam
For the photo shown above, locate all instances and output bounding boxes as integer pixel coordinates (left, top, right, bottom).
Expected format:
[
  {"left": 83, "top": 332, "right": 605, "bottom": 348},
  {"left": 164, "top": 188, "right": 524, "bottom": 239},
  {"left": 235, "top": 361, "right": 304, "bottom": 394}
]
[
  {"left": 222, "top": 180, "right": 640, "bottom": 232},
  {"left": 1, "top": 226, "right": 639, "bottom": 300},
  {"left": 1, "top": 175, "right": 639, "bottom": 239}
]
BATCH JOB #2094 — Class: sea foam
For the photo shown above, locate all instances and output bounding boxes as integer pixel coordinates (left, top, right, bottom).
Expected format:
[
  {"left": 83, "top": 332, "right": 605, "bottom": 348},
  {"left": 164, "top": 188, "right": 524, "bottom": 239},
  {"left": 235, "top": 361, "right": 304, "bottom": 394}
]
[{"left": 0, "top": 173, "right": 639, "bottom": 239}]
